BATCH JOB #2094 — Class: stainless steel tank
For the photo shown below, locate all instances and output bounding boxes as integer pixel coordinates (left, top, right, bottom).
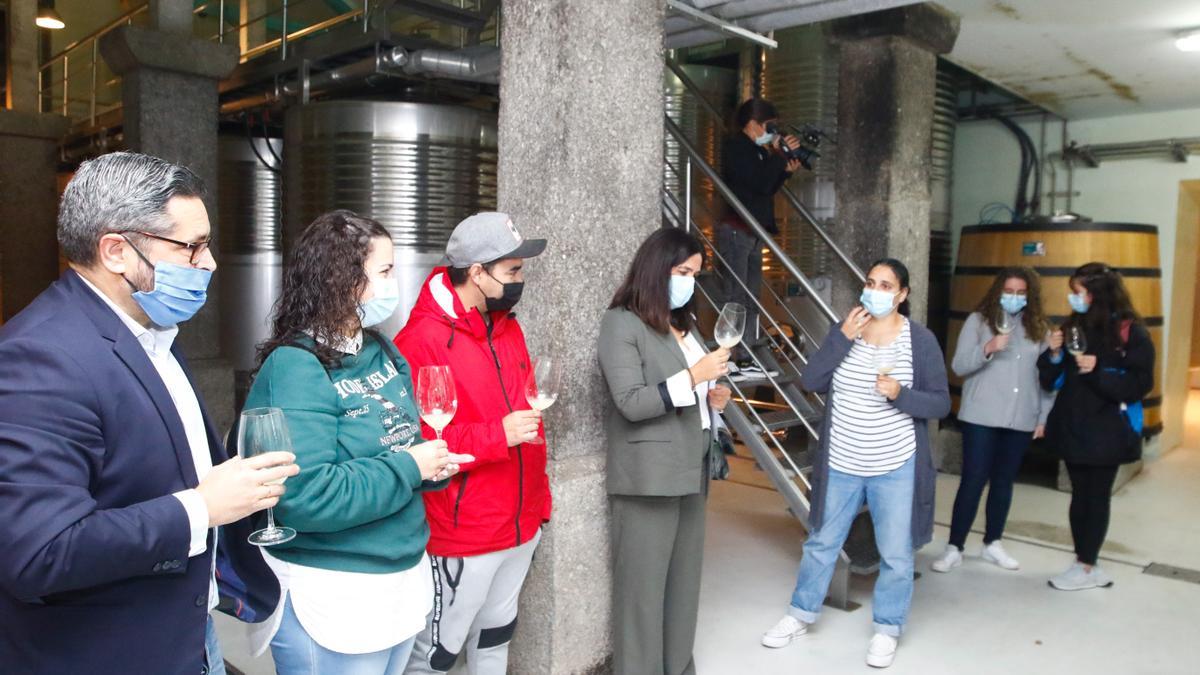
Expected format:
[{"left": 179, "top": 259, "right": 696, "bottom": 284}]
[
  {"left": 664, "top": 65, "right": 737, "bottom": 241},
  {"left": 761, "top": 23, "right": 839, "bottom": 280},
  {"left": 217, "top": 135, "right": 283, "bottom": 391},
  {"left": 283, "top": 101, "right": 498, "bottom": 339},
  {"left": 930, "top": 67, "right": 958, "bottom": 232}
]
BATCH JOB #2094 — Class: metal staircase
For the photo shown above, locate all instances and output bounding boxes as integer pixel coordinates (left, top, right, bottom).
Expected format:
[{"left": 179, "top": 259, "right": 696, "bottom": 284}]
[{"left": 661, "top": 60, "right": 876, "bottom": 610}]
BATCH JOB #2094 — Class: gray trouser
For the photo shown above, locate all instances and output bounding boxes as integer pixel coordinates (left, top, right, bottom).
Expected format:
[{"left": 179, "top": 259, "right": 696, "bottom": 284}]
[
  {"left": 715, "top": 223, "right": 762, "bottom": 360},
  {"left": 610, "top": 493, "right": 707, "bottom": 675},
  {"left": 405, "top": 529, "right": 542, "bottom": 675}
]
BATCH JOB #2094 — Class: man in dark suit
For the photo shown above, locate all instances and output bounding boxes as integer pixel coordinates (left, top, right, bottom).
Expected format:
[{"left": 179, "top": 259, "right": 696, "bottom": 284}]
[{"left": 0, "top": 152, "right": 297, "bottom": 674}]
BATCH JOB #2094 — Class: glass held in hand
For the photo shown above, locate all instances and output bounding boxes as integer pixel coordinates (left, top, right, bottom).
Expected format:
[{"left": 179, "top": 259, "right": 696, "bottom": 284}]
[
  {"left": 996, "top": 309, "right": 1015, "bottom": 336},
  {"left": 714, "top": 302, "right": 747, "bottom": 350},
  {"left": 417, "top": 365, "right": 458, "bottom": 441},
  {"left": 524, "top": 357, "right": 563, "bottom": 446},
  {"left": 873, "top": 345, "right": 899, "bottom": 396},
  {"left": 239, "top": 407, "right": 297, "bottom": 546},
  {"left": 1066, "top": 325, "right": 1087, "bottom": 357}
]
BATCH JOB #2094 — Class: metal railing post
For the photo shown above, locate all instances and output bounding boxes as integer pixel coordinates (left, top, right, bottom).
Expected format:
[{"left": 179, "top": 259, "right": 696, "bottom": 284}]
[
  {"left": 219, "top": 0, "right": 226, "bottom": 43},
  {"left": 684, "top": 157, "right": 692, "bottom": 232},
  {"left": 281, "top": 0, "right": 289, "bottom": 60},
  {"left": 62, "top": 55, "right": 70, "bottom": 117},
  {"left": 90, "top": 41, "right": 98, "bottom": 126}
]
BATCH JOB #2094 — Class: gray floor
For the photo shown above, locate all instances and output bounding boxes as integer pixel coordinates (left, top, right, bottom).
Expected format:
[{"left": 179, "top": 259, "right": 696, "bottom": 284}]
[{"left": 219, "top": 392, "right": 1200, "bottom": 674}]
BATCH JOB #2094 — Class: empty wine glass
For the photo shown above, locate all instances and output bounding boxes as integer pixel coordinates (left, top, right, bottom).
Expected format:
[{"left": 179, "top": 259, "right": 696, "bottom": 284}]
[
  {"left": 714, "top": 302, "right": 747, "bottom": 350},
  {"left": 996, "top": 309, "right": 1015, "bottom": 336},
  {"left": 1066, "top": 325, "right": 1087, "bottom": 356},
  {"left": 524, "top": 357, "right": 562, "bottom": 446},
  {"left": 239, "top": 407, "right": 297, "bottom": 546},
  {"left": 417, "top": 365, "right": 458, "bottom": 441}
]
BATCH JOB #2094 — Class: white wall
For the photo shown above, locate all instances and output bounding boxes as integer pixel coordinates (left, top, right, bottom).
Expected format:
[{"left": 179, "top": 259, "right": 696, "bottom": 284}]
[{"left": 951, "top": 106, "right": 1200, "bottom": 369}]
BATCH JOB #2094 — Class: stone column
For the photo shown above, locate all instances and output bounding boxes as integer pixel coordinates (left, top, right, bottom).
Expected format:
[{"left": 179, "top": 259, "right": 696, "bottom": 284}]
[
  {"left": 830, "top": 3, "right": 959, "bottom": 322},
  {"left": 0, "top": 0, "right": 69, "bottom": 321},
  {"left": 100, "top": 0, "right": 240, "bottom": 430},
  {"left": 498, "top": 1, "right": 663, "bottom": 672}
]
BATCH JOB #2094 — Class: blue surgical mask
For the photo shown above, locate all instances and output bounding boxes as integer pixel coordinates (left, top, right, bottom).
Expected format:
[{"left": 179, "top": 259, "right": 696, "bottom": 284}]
[
  {"left": 859, "top": 288, "right": 897, "bottom": 318},
  {"left": 359, "top": 277, "right": 400, "bottom": 328},
  {"left": 125, "top": 243, "right": 212, "bottom": 327},
  {"left": 1068, "top": 292, "right": 1090, "bottom": 314},
  {"left": 754, "top": 131, "right": 776, "bottom": 146},
  {"left": 669, "top": 275, "right": 695, "bottom": 309},
  {"left": 1000, "top": 293, "right": 1027, "bottom": 315}
]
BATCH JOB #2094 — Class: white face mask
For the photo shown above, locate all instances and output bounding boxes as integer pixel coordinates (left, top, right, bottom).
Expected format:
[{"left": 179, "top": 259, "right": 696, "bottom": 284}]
[
  {"left": 669, "top": 275, "right": 695, "bottom": 309},
  {"left": 860, "top": 288, "right": 898, "bottom": 318},
  {"left": 358, "top": 277, "right": 400, "bottom": 327}
]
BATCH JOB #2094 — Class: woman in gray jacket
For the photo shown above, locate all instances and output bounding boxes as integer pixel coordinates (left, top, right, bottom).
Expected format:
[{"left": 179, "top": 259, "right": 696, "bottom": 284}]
[
  {"left": 760, "top": 259, "right": 950, "bottom": 669},
  {"left": 598, "top": 228, "right": 732, "bottom": 675},
  {"left": 932, "top": 267, "right": 1054, "bottom": 574}
]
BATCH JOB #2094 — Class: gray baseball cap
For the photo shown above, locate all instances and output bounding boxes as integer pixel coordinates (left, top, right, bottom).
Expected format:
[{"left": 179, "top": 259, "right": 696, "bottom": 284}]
[{"left": 440, "top": 212, "right": 547, "bottom": 268}]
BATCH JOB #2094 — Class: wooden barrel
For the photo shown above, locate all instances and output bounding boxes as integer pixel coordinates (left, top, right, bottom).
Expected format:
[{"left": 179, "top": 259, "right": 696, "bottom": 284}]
[{"left": 946, "top": 222, "right": 1163, "bottom": 436}]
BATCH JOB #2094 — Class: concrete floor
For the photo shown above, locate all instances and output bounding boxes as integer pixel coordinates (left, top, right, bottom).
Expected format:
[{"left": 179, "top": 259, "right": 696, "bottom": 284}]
[{"left": 218, "top": 392, "right": 1200, "bottom": 674}]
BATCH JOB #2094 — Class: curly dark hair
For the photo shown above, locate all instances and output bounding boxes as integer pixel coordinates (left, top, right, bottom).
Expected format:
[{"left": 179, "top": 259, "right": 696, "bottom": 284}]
[
  {"left": 973, "top": 266, "right": 1050, "bottom": 340},
  {"left": 1062, "top": 261, "right": 1142, "bottom": 353},
  {"left": 255, "top": 210, "right": 391, "bottom": 372}
]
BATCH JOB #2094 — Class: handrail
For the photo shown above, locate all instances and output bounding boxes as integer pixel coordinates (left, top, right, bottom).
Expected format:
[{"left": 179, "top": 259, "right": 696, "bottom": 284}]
[
  {"left": 665, "top": 58, "right": 865, "bottom": 285},
  {"left": 665, "top": 115, "right": 840, "bottom": 325},
  {"left": 40, "top": 3, "right": 149, "bottom": 70}
]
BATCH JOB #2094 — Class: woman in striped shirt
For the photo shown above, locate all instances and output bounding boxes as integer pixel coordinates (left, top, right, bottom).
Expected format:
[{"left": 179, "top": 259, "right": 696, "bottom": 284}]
[{"left": 760, "top": 259, "right": 950, "bottom": 669}]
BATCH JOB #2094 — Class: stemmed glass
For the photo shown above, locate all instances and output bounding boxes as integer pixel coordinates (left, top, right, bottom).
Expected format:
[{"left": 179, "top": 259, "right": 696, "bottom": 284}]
[
  {"left": 996, "top": 309, "right": 1015, "bottom": 336},
  {"left": 714, "top": 302, "right": 747, "bottom": 350},
  {"left": 417, "top": 365, "right": 458, "bottom": 440},
  {"left": 239, "top": 407, "right": 297, "bottom": 546},
  {"left": 524, "top": 357, "right": 562, "bottom": 445},
  {"left": 1066, "top": 326, "right": 1088, "bottom": 357},
  {"left": 873, "top": 345, "right": 899, "bottom": 398}
]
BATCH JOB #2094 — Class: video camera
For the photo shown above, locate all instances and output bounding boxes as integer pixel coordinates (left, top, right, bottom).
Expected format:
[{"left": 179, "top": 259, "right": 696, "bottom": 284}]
[{"left": 764, "top": 122, "right": 835, "bottom": 172}]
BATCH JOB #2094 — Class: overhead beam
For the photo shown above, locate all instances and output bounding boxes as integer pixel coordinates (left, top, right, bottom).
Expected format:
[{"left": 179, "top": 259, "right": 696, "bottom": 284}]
[{"left": 665, "top": 0, "right": 778, "bottom": 49}]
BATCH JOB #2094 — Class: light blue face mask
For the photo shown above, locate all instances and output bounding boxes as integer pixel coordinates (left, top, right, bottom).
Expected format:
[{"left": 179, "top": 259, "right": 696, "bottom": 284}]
[
  {"left": 859, "top": 288, "right": 897, "bottom": 318},
  {"left": 124, "top": 240, "right": 211, "bottom": 327},
  {"left": 1000, "top": 293, "right": 1027, "bottom": 315},
  {"left": 669, "top": 275, "right": 695, "bottom": 309},
  {"left": 754, "top": 131, "right": 776, "bottom": 146},
  {"left": 359, "top": 277, "right": 401, "bottom": 328},
  {"left": 1068, "top": 292, "right": 1090, "bottom": 314}
]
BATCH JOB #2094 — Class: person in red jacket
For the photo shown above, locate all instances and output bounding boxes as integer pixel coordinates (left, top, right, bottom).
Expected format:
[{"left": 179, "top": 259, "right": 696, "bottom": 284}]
[{"left": 397, "top": 212, "right": 550, "bottom": 675}]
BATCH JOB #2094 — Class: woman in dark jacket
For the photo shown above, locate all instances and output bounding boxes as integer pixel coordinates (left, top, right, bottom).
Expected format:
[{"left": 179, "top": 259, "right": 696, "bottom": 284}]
[
  {"left": 760, "top": 259, "right": 950, "bottom": 670},
  {"left": 1038, "top": 262, "right": 1154, "bottom": 591}
]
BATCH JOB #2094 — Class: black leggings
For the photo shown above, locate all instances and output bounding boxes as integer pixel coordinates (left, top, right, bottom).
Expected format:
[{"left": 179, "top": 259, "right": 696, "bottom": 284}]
[{"left": 1065, "top": 462, "right": 1119, "bottom": 565}]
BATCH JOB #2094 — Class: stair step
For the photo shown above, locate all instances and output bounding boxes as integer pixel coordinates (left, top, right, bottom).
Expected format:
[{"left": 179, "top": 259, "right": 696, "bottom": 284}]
[{"left": 751, "top": 409, "right": 823, "bottom": 433}]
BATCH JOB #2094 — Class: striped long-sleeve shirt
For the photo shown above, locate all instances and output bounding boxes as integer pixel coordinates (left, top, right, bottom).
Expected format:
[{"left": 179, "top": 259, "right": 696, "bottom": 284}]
[{"left": 827, "top": 319, "right": 917, "bottom": 476}]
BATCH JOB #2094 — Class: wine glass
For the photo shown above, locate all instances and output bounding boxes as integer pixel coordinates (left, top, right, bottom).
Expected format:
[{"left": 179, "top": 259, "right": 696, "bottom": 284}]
[
  {"left": 873, "top": 345, "right": 899, "bottom": 397},
  {"left": 714, "top": 302, "right": 747, "bottom": 350},
  {"left": 524, "top": 357, "right": 562, "bottom": 446},
  {"left": 239, "top": 407, "right": 297, "bottom": 546},
  {"left": 996, "top": 309, "right": 1015, "bottom": 336},
  {"left": 417, "top": 365, "right": 458, "bottom": 440},
  {"left": 1066, "top": 325, "right": 1087, "bottom": 357}
]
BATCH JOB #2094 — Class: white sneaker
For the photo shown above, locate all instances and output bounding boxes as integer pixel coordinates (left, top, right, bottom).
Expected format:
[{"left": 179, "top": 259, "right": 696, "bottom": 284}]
[
  {"left": 981, "top": 541, "right": 1020, "bottom": 571},
  {"left": 930, "top": 544, "right": 962, "bottom": 573},
  {"left": 866, "top": 633, "right": 898, "bottom": 668},
  {"left": 761, "top": 614, "right": 807, "bottom": 648},
  {"left": 1049, "top": 561, "right": 1112, "bottom": 591}
]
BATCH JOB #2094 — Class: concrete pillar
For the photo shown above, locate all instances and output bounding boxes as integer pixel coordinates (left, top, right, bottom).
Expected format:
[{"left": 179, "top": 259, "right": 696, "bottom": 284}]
[
  {"left": 497, "top": 1, "right": 663, "bottom": 672},
  {"left": 1, "top": 0, "right": 69, "bottom": 321},
  {"left": 100, "top": 14, "right": 240, "bottom": 431},
  {"left": 148, "top": 0, "right": 195, "bottom": 36},
  {"left": 830, "top": 3, "right": 959, "bottom": 321}
]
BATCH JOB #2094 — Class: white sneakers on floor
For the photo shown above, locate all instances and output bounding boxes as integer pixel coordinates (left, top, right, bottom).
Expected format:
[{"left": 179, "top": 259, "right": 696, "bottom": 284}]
[
  {"left": 1049, "top": 561, "right": 1114, "bottom": 590},
  {"left": 982, "top": 541, "right": 1021, "bottom": 570},
  {"left": 761, "top": 616, "right": 900, "bottom": 669},
  {"left": 930, "top": 544, "right": 962, "bottom": 573},
  {"left": 930, "top": 541, "right": 1021, "bottom": 572},
  {"left": 866, "top": 633, "right": 899, "bottom": 668},
  {"left": 760, "top": 614, "right": 807, "bottom": 648}
]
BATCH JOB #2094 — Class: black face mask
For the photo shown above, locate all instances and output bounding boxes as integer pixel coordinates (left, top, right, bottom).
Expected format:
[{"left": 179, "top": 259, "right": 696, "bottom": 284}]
[{"left": 483, "top": 272, "right": 524, "bottom": 313}]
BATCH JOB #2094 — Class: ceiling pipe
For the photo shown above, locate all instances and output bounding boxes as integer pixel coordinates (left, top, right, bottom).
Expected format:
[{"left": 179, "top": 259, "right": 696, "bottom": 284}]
[{"left": 220, "top": 45, "right": 500, "bottom": 114}]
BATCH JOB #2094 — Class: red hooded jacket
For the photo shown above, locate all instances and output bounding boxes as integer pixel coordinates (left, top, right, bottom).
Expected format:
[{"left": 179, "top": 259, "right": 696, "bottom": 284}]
[{"left": 394, "top": 268, "right": 551, "bottom": 557}]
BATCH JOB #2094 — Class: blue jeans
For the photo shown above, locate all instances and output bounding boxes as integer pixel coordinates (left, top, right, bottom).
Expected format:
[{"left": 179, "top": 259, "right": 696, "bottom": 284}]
[
  {"left": 948, "top": 422, "right": 1031, "bottom": 549},
  {"left": 205, "top": 615, "right": 227, "bottom": 675},
  {"left": 788, "top": 455, "right": 915, "bottom": 637},
  {"left": 270, "top": 596, "right": 417, "bottom": 675}
]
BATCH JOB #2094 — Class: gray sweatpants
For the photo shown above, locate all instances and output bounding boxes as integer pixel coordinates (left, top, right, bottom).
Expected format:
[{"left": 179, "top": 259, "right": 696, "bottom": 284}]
[{"left": 405, "top": 529, "right": 542, "bottom": 675}]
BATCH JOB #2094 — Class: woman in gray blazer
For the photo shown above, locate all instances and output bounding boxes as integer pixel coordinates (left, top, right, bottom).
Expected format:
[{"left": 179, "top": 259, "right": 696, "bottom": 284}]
[
  {"left": 598, "top": 228, "right": 732, "bottom": 675},
  {"left": 760, "top": 259, "right": 950, "bottom": 669}
]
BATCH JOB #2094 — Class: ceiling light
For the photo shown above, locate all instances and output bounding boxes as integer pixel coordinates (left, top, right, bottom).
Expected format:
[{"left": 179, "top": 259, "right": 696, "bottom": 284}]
[
  {"left": 1177, "top": 29, "right": 1200, "bottom": 52},
  {"left": 35, "top": 6, "right": 65, "bottom": 30}
]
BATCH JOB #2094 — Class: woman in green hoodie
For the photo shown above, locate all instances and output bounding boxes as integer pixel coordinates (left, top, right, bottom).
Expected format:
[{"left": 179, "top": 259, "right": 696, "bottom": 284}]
[{"left": 242, "top": 210, "right": 473, "bottom": 674}]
